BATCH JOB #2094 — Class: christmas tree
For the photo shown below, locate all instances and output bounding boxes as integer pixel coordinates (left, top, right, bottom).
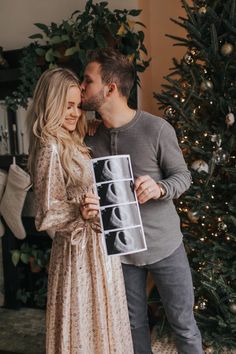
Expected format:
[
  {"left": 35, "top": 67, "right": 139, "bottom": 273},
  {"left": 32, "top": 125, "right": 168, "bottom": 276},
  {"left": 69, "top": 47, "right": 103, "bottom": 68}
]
[{"left": 154, "top": 0, "right": 236, "bottom": 352}]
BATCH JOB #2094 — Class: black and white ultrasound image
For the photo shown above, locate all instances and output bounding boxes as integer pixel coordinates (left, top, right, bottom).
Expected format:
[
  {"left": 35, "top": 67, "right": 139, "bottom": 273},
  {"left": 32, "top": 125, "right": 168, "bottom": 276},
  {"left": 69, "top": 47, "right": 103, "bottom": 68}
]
[
  {"left": 97, "top": 180, "right": 135, "bottom": 207},
  {"left": 105, "top": 227, "right": 146, "bottom": 255},
  {"left": 101, "top": 204, "right": 140, "bottom": 231},
  {"left": 93, "top": 156, "right": 131, "bottom": 183}
]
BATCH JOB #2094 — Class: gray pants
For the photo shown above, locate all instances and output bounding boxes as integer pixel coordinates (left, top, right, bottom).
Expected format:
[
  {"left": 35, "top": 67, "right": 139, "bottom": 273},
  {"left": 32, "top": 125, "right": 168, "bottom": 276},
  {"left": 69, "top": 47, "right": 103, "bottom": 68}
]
[{"left": 122, "top": 243, "right": 203, "bottom": 354}]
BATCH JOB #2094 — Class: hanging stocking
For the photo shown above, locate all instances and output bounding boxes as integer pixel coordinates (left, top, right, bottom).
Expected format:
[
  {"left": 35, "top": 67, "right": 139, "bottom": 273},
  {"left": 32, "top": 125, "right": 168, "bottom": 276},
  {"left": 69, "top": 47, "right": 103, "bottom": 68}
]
[
  {"left": 0, "top": 164, "right": 31, "bottom": 239},
  {"left": 0, "top": 169, "right": 7, "bottom": 237}
]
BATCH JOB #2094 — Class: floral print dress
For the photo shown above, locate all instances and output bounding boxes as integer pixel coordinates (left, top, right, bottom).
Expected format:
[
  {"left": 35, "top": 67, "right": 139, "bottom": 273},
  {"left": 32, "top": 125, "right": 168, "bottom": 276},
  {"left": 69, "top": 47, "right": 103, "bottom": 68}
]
[{"left": 33, "top": 142, "right": 134, "bottom": 354}]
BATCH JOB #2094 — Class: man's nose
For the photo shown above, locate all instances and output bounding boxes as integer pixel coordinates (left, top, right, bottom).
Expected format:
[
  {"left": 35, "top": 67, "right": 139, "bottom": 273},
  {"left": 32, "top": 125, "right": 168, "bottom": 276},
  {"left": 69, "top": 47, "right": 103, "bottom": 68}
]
[{"left": 80, "top": 82, "right": 85, "bottom": 91}]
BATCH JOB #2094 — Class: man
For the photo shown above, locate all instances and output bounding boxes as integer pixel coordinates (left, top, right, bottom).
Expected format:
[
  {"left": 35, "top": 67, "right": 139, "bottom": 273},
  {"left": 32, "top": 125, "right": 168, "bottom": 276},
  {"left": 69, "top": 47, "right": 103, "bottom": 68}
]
[{"left": 81, "top": 47, "right": 203, "bottom": 354}]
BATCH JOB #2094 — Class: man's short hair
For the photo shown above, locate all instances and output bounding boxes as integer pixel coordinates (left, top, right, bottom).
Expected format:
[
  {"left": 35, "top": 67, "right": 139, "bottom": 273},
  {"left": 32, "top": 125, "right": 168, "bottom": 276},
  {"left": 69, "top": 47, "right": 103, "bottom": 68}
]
[{"left": 87, "top": 47, "right": 135, "bottom": 99}]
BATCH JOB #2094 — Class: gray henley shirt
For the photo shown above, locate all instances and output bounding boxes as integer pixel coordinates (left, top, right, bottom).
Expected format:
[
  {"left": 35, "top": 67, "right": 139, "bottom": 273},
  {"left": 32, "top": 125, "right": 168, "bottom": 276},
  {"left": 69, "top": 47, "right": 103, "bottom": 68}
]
[{"left": 85, "top": 110, "right": 192, "bottom": 266}]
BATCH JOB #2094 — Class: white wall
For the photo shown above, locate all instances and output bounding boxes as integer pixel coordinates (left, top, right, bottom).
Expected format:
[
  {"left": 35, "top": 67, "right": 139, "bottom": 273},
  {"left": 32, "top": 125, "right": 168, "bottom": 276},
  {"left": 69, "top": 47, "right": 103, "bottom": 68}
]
[
  {"left": 0, "top": 0, "right": 138, "bottom": 50},
  {"left": 0, "top": 0, "right": 186, "bottom": 115}
]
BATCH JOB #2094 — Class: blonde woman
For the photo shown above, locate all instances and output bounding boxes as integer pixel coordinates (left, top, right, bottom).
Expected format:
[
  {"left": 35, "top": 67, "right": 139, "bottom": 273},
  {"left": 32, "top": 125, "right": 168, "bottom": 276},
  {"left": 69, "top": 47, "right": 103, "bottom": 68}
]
[{"left": 28, "top": 68, "right": 134, "bottom": 354}]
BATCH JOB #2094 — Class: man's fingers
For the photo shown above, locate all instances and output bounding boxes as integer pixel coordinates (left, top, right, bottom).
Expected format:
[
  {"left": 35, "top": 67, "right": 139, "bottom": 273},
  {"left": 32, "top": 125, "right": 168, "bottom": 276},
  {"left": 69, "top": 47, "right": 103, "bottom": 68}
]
[{"left": 134, "top": 175, "right": 150, "bottom": 190}]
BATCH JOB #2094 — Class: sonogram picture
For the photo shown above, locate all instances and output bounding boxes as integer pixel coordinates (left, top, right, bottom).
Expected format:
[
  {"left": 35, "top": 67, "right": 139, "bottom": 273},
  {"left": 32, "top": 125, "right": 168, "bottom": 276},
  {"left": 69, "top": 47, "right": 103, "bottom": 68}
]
[{"left": 92, "top": 155, "right": 146, "bottom": 256}]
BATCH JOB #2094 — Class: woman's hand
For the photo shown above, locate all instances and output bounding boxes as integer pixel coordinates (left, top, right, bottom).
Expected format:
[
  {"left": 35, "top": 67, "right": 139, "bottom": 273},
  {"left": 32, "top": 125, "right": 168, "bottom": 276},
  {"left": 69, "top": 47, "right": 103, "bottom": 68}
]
[
  {"left": 87, "top": 119, "right": 101, "bottom": 136},
  {"left": 80, "top": 192, "right": 100, "bottom": 220}
]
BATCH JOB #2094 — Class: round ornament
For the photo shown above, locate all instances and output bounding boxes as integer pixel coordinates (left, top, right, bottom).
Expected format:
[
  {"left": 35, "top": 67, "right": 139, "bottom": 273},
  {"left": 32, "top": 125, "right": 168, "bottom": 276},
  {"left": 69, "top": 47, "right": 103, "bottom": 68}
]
[
  {"left": 218, "top": 222, "right": 228, "bottom": 232},
  {"left": 205, "top": 347, "right": 214, "bottom": 354},
  {"left": 220, "top": 42, "right": 234, "bottom": 56},
  {"left": 191, "top": 160, "right": 209, "bottom": 173},
  {"left": 200, "top": 80, "right": 213, "bottom": 91},
  {"left": 190, "top": 48, "right": 198, "bottom": 56},
  {"left": 198, "top": 297, "right": 207, "bottom": 310},
  {"left": 184, "top": 52, "right": 194, "bottom": 65},
  {"left": 211, "top": 134, "right": 222, "bottom": 147},
  {"left": 187, "top": 210, "right": 199, "bottom": 223},
  {"left": 164, "top": 106, "right": 176, "bottom": 118},
  {"left": 229, "top": 302, "right": 236, "bottom": 314},
  {"left": 198, "top": 6, "right": 207, "bottom": 14},
  {"left": 225, "top": 112, "right": 235, "bottom": 127},
  {"left": 212, "top": 148, "right": 229, "bottom": 165}
]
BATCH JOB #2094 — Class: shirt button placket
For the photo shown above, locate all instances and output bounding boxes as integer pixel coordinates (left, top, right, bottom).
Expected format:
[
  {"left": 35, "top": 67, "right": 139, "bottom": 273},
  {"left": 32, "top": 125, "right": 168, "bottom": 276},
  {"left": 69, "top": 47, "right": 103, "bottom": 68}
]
[{"left": 110, "top": 131, "right": 118, "bottom": 155}]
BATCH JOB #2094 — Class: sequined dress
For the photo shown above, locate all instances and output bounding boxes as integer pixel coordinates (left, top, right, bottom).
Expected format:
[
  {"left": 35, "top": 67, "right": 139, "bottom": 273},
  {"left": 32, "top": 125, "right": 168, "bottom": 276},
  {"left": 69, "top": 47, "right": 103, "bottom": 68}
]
[{"left": 33, "top": 142, "right": 134, "bottom": 354}]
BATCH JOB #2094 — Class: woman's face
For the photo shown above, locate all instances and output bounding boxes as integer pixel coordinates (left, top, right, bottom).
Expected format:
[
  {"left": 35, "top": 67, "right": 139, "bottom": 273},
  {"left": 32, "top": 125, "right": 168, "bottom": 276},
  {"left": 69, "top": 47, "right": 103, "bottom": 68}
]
[{"left": 62, "top": 86, "right": 82, "bottom": 132}]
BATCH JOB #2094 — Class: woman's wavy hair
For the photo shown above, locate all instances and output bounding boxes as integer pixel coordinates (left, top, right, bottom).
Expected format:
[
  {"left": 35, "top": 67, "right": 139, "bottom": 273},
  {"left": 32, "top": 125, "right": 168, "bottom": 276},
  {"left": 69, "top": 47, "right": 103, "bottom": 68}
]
[{"left": 27, "top": 67, "right": 89, "bottom": 186}]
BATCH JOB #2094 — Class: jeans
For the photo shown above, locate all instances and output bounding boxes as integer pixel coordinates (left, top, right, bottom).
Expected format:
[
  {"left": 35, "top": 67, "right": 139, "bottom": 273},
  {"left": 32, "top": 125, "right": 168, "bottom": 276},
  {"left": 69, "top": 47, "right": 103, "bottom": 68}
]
[{"left": 122, "top": 243, "right": 203, "bottom": 354}]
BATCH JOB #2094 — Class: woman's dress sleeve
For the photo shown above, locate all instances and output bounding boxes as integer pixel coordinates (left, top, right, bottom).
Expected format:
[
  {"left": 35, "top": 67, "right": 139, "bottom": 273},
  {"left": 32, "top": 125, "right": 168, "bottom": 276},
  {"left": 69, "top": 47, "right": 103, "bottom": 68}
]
[{"left": 34, "top": 143, "right": 82, "bottom": 232}]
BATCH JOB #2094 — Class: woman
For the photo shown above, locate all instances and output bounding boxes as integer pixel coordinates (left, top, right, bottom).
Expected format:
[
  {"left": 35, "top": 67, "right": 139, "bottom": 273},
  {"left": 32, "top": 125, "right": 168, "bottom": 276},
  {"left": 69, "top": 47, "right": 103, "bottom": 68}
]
[{"left": 28, "top": 67, "right": 134, "bottom": 354}]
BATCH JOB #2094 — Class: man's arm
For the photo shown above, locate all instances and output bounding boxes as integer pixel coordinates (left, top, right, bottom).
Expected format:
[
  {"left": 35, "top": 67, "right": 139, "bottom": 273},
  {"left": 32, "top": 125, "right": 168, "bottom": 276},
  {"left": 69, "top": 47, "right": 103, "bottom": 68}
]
[{"left": 135, "top": 120, "right": 191, "bottom": 204}]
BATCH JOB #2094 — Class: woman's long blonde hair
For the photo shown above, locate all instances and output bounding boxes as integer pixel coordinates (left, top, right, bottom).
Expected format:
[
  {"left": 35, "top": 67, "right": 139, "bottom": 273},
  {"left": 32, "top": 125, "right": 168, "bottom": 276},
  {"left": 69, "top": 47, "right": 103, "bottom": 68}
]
[{"left": 28, "top": 67, "right": 89, "bottom": 185}]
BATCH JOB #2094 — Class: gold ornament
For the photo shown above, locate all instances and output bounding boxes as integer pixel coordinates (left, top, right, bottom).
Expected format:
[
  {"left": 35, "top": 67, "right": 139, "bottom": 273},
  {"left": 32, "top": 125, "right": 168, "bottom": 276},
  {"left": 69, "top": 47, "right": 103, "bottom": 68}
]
[
  {"left": 184, "top": 52, "right": 194, "bottom": 65},
  {"left": 190, "top": 48, "right": 198, "bottom": 56},
  {"left": 198, "top": 6, "right": 207, "bottom": 14},
  {"left": 229, "top": 303, "right": 236, "bottom": 314},
  {"left": 164, "top": 106, "right": 176, "bottom": 118},
  {"left": 200, "top": 80, "right": 213, "bottom": 91},
  {"left": 205, "top": 347, "right": 214, "bottom": 354},
  {"left": 220, "top": 42, "right": 234, "bottom": 56},
  {"left": 187, "top": 210, "right": 199, "bottom": 224}
]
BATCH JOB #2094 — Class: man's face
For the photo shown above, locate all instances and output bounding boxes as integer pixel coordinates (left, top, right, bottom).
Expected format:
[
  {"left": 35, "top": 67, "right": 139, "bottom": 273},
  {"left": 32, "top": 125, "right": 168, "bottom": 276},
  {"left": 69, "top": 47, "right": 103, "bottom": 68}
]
[{"left": 81, "top": 62, "right": 107, "bottom": 111}]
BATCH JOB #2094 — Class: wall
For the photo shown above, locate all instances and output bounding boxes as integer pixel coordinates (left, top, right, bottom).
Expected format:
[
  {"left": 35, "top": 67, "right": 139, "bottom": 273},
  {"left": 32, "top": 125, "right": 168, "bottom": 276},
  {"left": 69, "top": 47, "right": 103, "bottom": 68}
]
[
  {"left": 0, "top": 0, "right": 138, "bottom": 50},
  {"left": 138, "top": 0, "right": 186, "bottom": 115},
  {"left": 0, "top": 0, "right": 186, "bottom": 115}
]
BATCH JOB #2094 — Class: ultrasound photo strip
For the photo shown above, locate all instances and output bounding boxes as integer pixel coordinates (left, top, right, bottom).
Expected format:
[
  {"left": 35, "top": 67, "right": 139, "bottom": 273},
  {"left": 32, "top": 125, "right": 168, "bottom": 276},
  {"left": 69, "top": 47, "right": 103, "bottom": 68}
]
[{"left": 91, "top": 155, "right": 147, "bottom": 256}]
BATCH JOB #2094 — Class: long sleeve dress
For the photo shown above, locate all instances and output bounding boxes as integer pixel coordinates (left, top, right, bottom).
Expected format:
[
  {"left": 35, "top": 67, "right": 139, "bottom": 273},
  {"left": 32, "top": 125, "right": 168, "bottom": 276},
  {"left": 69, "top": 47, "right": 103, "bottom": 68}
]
[{"left": 33, "top": 142, "right": 134, "bottom": 354}]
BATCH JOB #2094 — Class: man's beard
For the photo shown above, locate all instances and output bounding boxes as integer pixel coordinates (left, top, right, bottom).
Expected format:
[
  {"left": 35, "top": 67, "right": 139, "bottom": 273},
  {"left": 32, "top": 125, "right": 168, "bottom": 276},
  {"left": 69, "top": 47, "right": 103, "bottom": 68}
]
[{"left": 81, "top": 88, "right": 105, "bottom": 111}]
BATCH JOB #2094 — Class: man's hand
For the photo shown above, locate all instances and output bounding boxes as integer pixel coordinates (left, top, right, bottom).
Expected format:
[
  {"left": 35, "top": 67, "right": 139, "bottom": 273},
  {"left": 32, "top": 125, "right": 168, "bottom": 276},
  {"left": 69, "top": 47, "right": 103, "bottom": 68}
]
[{"left": 134, "top": 175, "right": 162, "bottom": 204}]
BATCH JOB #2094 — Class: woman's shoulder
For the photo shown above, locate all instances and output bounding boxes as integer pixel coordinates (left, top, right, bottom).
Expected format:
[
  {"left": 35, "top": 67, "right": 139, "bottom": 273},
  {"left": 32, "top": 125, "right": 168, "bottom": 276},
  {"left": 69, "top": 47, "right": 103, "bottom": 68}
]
[
  {"left": 35, "top": 139, "right": 60, "bottom": 163},
  {"left": 38, "top": 138, "right": 58, "bottom": 153}
]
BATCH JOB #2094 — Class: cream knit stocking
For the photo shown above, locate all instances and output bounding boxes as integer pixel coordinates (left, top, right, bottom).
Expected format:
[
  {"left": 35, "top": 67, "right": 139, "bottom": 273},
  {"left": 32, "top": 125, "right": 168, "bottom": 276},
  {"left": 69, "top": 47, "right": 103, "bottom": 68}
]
[{"left": 0, "top": 164, "right": 31, "bottom": 239}]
